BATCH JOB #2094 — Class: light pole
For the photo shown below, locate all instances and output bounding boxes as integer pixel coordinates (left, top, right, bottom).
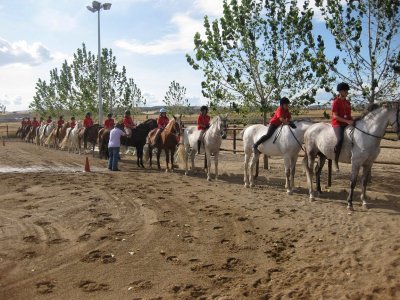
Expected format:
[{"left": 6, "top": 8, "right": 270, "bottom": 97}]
[{"left": 87, "top": 1, "right": 112, "bottom": 125}]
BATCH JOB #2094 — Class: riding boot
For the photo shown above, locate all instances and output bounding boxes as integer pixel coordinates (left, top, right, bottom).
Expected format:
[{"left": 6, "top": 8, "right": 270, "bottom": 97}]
[
  {"left": 252, "top": 143, "right": 260, "bottom": 154},
  {"left": 334, "top": 147, "right": 341, "bottom": 172},
  {"left": 197, "top": 140, "right": 201, "bottom": 155}
]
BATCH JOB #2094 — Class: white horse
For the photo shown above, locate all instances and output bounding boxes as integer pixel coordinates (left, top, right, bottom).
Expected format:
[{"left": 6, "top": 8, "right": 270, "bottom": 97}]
[
  {"left": 243, "top": 120, "right": 314, "bottom": 193},
  {"left": 38, "top": 122, "right": 55, "bottom": 146},
  {"left": 303, "top": 102, "right": 400, "bottom": 210},
  {"left": 176, "top": 115, "right": 228, "bottom": 181},
  {"left": 60, "top": 122, "right": 82, "bottom": 154}
]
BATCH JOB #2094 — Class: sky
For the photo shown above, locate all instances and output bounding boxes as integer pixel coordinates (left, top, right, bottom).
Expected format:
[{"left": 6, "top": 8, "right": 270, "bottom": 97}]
[{"left": 0, "top": 0, "right": 332, "bottom": 112}]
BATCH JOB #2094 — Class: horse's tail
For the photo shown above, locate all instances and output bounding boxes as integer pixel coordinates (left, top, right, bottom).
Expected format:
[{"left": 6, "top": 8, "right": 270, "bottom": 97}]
[
  {"left": 175, "top": 143, "right": 186, "bottom": 167},
  {"left": 302, "top": 149, "right": 312, "bottom": 184},
  {"left": 143, "top": 143, "right": 150, "bottom": 162},
  {"left": 44, "top": 130, "right": 53, "bottom": 146},
  {"left": 59, "top": 133, "right": 69, "bottom": 150}
]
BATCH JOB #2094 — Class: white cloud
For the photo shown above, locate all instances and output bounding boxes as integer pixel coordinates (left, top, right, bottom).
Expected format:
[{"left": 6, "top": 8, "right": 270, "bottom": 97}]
[
  {"left": 34, "top": 8, "right": 78, "bottom": 33},
  {"left": 114, "top": 14, "right": 203, "bottom": 55},
  {"left": 194, "top": 0, "right": 224, "bottom": 17},
  {"left": 0, "top": 38, "right": 53, "bottom": 66}
]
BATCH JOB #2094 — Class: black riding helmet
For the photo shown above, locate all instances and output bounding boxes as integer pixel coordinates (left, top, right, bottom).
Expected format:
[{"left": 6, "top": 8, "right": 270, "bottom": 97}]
[
  {"left": 125, "top": 110, "right": 131, "bottom": 116},
  {"left": 200, "top": 105, "right": 208, "bottom": 112},
  {"left": 107, "top": 113, "right": 113, "bottom": 118},
  {"left": 86, "top": 112, "right": 91, "bottom": 117},
  {"left": 337, "top": 82, "right": 350, "bottom": 92},
  {"left": 280, "top": 97, "right": 290, "bottom": 106}
]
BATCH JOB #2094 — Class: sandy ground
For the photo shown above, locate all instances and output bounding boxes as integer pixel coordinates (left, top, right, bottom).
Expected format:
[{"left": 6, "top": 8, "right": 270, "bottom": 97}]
[{"left": 0, "top": 141, "right": 399, "bottom": 300}]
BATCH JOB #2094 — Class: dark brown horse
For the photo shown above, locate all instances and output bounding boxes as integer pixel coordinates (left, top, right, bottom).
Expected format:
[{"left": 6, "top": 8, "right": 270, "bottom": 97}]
[
  {"left": 78, "top": 124, "right": 101, "bottom": 156},
  {"left": 99, "top": 119, "right": 158, "bottom": 167},
  {"left": 146, "top": 116, "right": 182, "bottom": 171}
]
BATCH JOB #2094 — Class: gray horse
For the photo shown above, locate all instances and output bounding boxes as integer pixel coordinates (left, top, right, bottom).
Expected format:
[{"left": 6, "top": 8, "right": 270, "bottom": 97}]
[{"left": 303, "top": 102, "right": 400, "bottom": 211}]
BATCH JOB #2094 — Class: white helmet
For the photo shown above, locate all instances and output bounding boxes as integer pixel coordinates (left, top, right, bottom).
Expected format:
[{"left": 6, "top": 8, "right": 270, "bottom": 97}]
[{"left": 160, "top": 108, "right": 167, "bottom": 113}]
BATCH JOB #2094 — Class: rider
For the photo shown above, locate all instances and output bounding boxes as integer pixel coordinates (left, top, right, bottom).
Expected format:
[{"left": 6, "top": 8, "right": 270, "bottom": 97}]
[
  {"left": 197, "top": 105, "right": 211, "bottom": 154},
  {"left": 31, "top": 117, "right": 40, "bottom": 127},
  {"left": 26, "top": 117, "right": 31, "bottom": 126},
  {"left": 104, "top": 113, "right": 115, "bottom": 130},
  {"left": 83, "top": 112, "right": 94, "bottom": 145},
  {"left": 152, "top": 108, "right": 169, "bottom": 147},
  {"left": 253, "top": 97, "right": 296, "bottom": 153},
  {"left": 332, "top": 82, "right": 353, "bottom": 172},
  {"left": 123, "top": 110, "right": 136, "bottom": 138},
  {"left": 39, "top": 117, "right": 44, "bottom": 125},
  {"left": 21, "top": 118, "right": 26, "bottom": 127},
  {"left": 70, "top": 117, "right": 76, "bottom": 129},
  {"left": 46, "top": 116, "right": 52, "bottom": 124},
  {"left": 57, "top": 116, "right": 65, "bottom": 128}
]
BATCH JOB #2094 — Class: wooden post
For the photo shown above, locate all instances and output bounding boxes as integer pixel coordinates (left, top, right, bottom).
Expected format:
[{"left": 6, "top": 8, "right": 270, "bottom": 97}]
[
  {"left": 263, "top": 154, "right": 269, "bottom": 170},
  {"left": 6, "top": 125, "right": 8, "bottom": 138},
  {"left": 327, "top": 159, "right": 332, "bottom": 187},
  {"left": 233, "top": 125, "right": 237, "bottom": 154}
]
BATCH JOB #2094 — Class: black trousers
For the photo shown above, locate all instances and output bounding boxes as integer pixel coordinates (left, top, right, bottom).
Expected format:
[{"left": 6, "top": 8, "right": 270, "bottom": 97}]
[
  {"left": 333, "top": 126, "right": 346, "bottom": 153},
  {"left": 254, "top": 124, "right": 279, "bottom": 147}
]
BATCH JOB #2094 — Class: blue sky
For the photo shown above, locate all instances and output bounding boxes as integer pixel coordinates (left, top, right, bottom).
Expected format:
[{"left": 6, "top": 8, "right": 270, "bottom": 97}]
[{"left": 0, "top": 0, "right": 333, "bottom": 111}]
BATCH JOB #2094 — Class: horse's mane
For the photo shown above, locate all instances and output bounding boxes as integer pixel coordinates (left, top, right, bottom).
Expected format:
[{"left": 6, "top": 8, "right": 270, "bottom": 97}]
[
  {"left": 357, "top": 102, "right": 390, "bottom": 121},
  {"left": 164, "top": 118, "right": 176, "bottom": 133},
  {"left": 137, "top": 118, "right": 156, "bottom": 129}
]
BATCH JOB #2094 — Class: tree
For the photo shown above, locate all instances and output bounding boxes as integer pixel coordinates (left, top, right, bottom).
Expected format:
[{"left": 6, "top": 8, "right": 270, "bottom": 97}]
[
  {"left": 315, "top": 0, "right": 400, "bottom": 104},
  {"left": 186, "top": 0, "right": 330, "bottom": 122},
  {"left": 0, "top": 103, "right": 6, "bottom": 114},
  {"left": 163, "top": 80, "right": 190, "bottom": 115},
  {"left": 29, "top": 43, "right": 146, "bottom": 117}
]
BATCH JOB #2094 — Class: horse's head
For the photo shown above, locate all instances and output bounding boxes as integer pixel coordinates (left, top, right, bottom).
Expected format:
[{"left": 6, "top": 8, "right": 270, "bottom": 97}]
[
  {"left": 172, "top": 114, "right": 183, "bottom": 137},
  {"left": 218, "top": 114, "right": 228, "bottom": 139},
  {"left": 385, "top": 101, "right": 400, "bottom": 139}
]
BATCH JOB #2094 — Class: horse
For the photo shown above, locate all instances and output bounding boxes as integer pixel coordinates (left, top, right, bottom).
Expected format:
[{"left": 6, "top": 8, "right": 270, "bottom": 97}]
[
  {"left": 146, "top": 116, "right": 182, "bottom": 171},
  {"left": 60, "top": 122, "right": 82, "bottom": 154},
  {"left": 243, "top": 120, "right": 314, "bottom": 193},
  {"left": 44, "top": 122, "right": 70, "bottom": 149},
  {"left": 99, "top": 119, "right": 158, "bottom": 167},
  {"left": 78, "top": 124, "right": 101, "bottom": 156},
  {"left": 302, "top": 102, "right": 400, "bottom": 211},
  {"left": 39, "top": 122, "right": 55, "bottom": 147},
  {"left": 176, "top": 115, "right": 228, "bottom": 181},
  {"left": 24, "top": 126, "right": 37, "bottom": 143}
]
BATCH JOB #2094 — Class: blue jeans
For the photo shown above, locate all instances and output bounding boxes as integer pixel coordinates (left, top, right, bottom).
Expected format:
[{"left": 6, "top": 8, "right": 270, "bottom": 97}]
[{"left": 108, "top": 147, "right": 120, "bottom": 171}]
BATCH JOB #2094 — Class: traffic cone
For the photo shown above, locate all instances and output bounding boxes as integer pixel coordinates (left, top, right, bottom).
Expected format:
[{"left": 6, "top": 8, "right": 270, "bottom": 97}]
[{"left": 84, "top": 157, "right": 91, "bottom": 172}]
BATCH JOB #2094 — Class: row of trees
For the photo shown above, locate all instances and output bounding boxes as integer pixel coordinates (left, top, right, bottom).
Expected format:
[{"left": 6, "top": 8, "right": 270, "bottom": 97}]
[
  {"left": 187, "top": 0, "right": 400, "bottom": 121},
  {"left": 29, "top": 43, "right": 146, "bottom": 117}
]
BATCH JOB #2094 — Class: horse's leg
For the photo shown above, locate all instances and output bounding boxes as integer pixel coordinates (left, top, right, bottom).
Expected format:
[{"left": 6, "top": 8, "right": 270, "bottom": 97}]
[
  {"left": 360, "top": 164, "right": 372, "bottom": 209},
  {"left": 284, "top": 155, "right": 293, "bottom": 195},
  {"left": 214, "top": 151, "right": 219, "bottom": 181},
  {"left": 184, "top": 146, "right": 189, "bottom": 175},
  {"left": 303, "top": 152, "right": 316, "bottom": 201},
  {"left": 244, "top": 152, "right": 251, "bottom": 188},
  {"left": 171, "top": 148, "right": 175, "bottom": 172},
  {"left": 148, "top": 146, "right": 153, "bottom": 168},
  {"left": 249, "top": 152, "right": 260, "bottom": 187},
  {"left": 206, "top": 150, "right": 212, "bottom": 181},
  {"left": 290, "top": 155, "right": 298, "bottom": 192},
  {"left": 190, "top": 149, "right": 196, "bottom": 171},
  {"left": 347, "top": 163, "right": 361, "bottom": 211},
  {"left": 157, "top": 148, "right": 161, "bottom": 170},
  {"left": 316, "top": 155, "right": 326, "bottom": 195}
]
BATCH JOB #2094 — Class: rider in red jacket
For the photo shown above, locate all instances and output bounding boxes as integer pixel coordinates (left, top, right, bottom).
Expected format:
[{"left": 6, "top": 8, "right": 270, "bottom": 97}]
[
  {"left": 197, "top": 106, "right": 210, "bottom": 154},
  {"left": 152, "top": 108, "right": 169, "bottom": 146},
  {"left": 123, "top": 111, "right": 136, "bottom": 138},
  {"left": 332, "top": 82, "right": 354, "bottom": 172},
  {"left": 57, "top": 116, "right": 65, "bottom": 127},
  {"left": 104, "top": 113, "right": 115, "bottom": 130}
]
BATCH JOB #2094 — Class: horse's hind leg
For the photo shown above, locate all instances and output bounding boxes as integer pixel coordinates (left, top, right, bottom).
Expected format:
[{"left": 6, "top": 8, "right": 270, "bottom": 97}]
[
  {"left": 249, "top": 152, "right": 260, "bottom": 187},
  {"left": 214, "top": 152, "right": 219, "bottom": 181},
  {"left": 206, "top": 151, "right": 212, "bottom": 181},
  {"left": 315, "top": 155, "right": 326, "bottom": 195},
  {"left": 360, "top": 164, "right": 372, "bottom": 209},
  {"left": 244, "top": 152, "right": 251, "bottom": 188},
  {"left": 303, "top": 153, "right": 316, "bottom": 201}
]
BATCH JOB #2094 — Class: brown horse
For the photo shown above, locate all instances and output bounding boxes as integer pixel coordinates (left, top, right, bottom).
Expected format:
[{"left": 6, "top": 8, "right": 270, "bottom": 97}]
[
  {"left": 78, "top": 124, "right": 101, "bottom": 156},
  {"left": 146, "top": 116, "right": 182, "bottom": 171}
]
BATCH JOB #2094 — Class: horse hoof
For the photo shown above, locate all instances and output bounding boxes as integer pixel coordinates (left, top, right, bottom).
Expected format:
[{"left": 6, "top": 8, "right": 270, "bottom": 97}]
[
  {"left": 287, "top": 190, "right": 293, "bottom": 195},
  {"left": 250, "top": 184, "right": 255, "bottom": 188},
  {"left": 207, "top": 177, "right": 211, "bottom": 181},
  {"left": 184, "top": 172, "right": 188, "bottom": 176},
  {"left": 165, "top": 169, "right": 169, "bottom": 173},
  {"left": 309, "top": 195, "right": 315, "bottom": 202},
  {"left": 244, "top": 183, "right": 249, "bottom": 188},
  {"left": 362, "top": 203, "right": 369, "bottom": 209},
  {"left": 347, "top": 206, "right": 354, "bottom": 212}
]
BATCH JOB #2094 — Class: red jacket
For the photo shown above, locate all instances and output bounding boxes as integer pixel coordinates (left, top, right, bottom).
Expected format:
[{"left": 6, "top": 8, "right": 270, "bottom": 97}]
[
  {"left": 269, "top": 106, "right": 291, "bottom": 126},
  {"left": 31, "top": 120, "right": 39, "bottom": 127},
  {"left": 83, "top": 117, "right": 93, "bottom": 128},
  {"left": 123, "top": 116, "right": 135, "bottom": 128},
  {"left": 157, "top": 116, "right": 169, "bottom": 129},
  {"left": 26, "top": 120, "right": 31, "bottom": 125},
  {"left": 57, "top": 119, "right": 65, "bottom": 127},
  {"left": 332, "top": 96, "right": 352, "bottom": 127},
  {"left": 104, "top": 118, "right": 115, "bottom": 129},
  {"left": 70, "top": 120, "right": 76, "bottom": 129},
  {"left": 197, "top": 114, "right": 210, "bottom": 130},
  {"left": 46, "top": 118, "right": 52, "bottom": 124}
]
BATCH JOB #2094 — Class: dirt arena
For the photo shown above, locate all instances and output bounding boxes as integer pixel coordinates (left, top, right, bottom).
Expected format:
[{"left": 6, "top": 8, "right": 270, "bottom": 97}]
[{"left": 0, "top": 141, "right": 399, "bottom": 300}]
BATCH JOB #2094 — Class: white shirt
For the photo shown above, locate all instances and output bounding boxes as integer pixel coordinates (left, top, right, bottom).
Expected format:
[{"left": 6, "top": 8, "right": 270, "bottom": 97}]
[{"left": 108, "top": 127, "right": 125, "bottom": 148}]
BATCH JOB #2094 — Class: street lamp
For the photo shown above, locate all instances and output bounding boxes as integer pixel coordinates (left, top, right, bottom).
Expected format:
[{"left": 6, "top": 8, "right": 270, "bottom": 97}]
[{"left": 87, "top": 1, "right": 112, "bottom": 125}]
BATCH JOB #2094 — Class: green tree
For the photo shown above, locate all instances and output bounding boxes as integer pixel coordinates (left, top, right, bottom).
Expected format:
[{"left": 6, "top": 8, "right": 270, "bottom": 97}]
[
  {"left": 316, "top": 0, "right": 400, "bottom": 104},
  {"left": 29, "top": 43, "right": 145, "bottom": 118},
  {"left": 186, "top": 0, "right": 330, "bottom": 122},
  {"left": 0, "top": 103, "right": 6, "bottom": 114},
  {"left": 163, "top": 80, "right": 190, "bottom": 115}
]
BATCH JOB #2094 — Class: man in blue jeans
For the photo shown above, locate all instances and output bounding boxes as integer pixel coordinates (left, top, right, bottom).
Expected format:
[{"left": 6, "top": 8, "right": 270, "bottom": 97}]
[{"left": 108, "top": 122, "right": 126, "bottom": 171}]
